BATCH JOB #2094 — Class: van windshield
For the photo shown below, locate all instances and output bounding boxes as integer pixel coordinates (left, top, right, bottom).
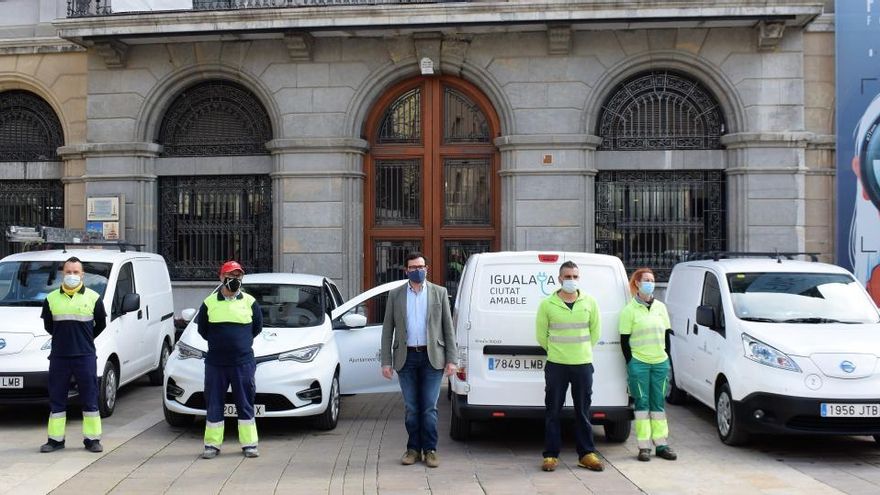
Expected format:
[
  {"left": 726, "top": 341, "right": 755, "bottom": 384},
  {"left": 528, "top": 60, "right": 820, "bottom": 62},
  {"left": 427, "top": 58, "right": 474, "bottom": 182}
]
[
  {"left": 248, "top": 284, "right": 325, "bottom": 328},
  {"left": 726, "top": 272, "right": 880, "bottom": 324},
  {"left": 0, "top": 261, "right": 112, "bottom": 307}
]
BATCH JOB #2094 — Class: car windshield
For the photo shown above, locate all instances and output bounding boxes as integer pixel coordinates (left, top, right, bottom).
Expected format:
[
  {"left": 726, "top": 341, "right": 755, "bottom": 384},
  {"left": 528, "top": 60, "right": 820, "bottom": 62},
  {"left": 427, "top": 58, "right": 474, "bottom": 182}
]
[
  {"left": 248, "top": 283, "right": 325, "bottom": 328},
  {"left": 727, "top": 272, "right": 880, "bottom": 324},
  {"left": 0, "top": 260, "right": 112, "bottom": 307}
]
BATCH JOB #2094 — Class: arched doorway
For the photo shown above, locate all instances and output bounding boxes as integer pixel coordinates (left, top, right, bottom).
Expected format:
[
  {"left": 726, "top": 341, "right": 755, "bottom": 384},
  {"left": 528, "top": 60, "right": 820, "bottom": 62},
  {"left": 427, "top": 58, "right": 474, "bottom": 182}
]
[{"left": 364, "top": 76, "right": 500, "bottom": 299}]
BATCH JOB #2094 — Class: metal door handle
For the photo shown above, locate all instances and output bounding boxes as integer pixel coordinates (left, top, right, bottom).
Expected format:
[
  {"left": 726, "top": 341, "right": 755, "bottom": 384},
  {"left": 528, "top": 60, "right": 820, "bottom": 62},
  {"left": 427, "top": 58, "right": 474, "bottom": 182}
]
[{"left": 692, "top": 324, "right": 698, "bottom": 335}]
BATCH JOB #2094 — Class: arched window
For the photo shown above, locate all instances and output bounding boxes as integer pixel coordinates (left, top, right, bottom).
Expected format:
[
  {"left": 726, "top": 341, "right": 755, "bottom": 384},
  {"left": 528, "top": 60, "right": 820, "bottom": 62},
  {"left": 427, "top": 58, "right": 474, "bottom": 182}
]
[
  {"left": 157, "top": 80, "right": 273, "bottom": 280},
  {"left": 0, "top": 90, "right": 64, "bottom": 161},
  {"left": 595, "top": 72, "right": 727, "bottom": 281},
  {"left": 158, "top": 80, "right": 272, "bottom": 156},
  {"left": 598, "top": 71, "right": 724, "bottom": 150}
]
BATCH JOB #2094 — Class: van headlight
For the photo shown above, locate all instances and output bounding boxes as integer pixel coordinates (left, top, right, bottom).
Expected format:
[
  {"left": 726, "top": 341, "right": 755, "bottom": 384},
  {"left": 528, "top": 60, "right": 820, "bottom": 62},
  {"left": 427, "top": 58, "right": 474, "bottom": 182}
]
[
  {"left": 741, "top": 333, "right": 801, "bottom": 372},
  {"left": 279, "top": 344, "right": 323, "bottom": 363},
  {"left": 41, "top": 338, "right": 52, "bottom": 351},
  {"left": 176, "top": 342, "right": 206, "bottom": 360}
]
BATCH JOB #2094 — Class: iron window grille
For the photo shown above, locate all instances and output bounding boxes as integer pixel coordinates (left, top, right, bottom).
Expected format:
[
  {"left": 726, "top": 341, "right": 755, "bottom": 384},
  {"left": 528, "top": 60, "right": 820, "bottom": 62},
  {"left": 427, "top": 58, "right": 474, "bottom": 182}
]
[
  {"left": 0, "top": 90, "right": 64, "bottom": 162},
  {"left": 598, "top": 71, "right": 724, "bottom": 151},
  {"left": 0, "top": 180, "right": 64, "bottom": 258},
  {"left": 158, "top": 80, "right": 272, "bottom": 157},
  {"left": 595, "top": 170, "right": 727, "bottom": 282},
  {"left": 158, "top": 175, "right": 272, "bottom": 280}
]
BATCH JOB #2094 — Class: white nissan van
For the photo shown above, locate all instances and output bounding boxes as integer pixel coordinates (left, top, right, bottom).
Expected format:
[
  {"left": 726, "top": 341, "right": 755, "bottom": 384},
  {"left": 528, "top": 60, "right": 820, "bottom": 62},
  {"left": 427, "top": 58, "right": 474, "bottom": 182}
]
[
  {"left": 0, "top": 247, "right": 176, "bottom": 417},
  {"left": 448, "top": 251, "right": 633, "bottom": 441},
  {"left": 665, "top": 254, "right": 880, "bottom": 445}
]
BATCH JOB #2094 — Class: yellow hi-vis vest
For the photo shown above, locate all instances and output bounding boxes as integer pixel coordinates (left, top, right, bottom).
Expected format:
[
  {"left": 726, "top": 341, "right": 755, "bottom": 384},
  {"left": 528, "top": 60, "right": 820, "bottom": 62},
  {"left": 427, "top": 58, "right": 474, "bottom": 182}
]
[
  {"left": 203, "top": 291, "right": 256, "bottom": 323},
  {"left": 47, "top": 287, "right": 100, "bottom": 323},
  {"left": 618, "top": 297, "right": 671, "bottom": 365},
  {"left": 535, "top": 291, "right": 601, "bottom": 365}
]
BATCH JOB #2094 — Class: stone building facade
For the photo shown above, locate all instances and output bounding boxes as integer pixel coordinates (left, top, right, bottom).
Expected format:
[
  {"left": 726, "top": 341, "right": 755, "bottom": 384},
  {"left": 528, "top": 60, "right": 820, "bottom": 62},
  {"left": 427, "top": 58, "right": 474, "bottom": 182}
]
[{"left": 1, "top": 1, "right": 836, "bottom": 311}]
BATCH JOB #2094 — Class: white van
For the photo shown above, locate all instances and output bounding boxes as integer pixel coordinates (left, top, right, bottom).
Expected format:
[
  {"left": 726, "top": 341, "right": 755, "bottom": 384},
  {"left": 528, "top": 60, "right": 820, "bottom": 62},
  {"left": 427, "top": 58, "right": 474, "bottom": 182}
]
[
  {"left": 448, "top": 251, "right": 633, "bottom": 441},
  {"left": 0, "top": 248, "right": 176, "bottom": 417},
  {"left": 664, "top": 255, "right": 880, "bottom": 445}
]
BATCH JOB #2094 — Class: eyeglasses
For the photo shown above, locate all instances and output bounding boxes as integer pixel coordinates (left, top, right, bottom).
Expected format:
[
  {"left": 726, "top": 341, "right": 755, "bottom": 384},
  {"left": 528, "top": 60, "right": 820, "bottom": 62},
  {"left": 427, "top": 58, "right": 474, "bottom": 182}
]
[{"left": 407, "top": 265, "right": 427, "bottom": 271}]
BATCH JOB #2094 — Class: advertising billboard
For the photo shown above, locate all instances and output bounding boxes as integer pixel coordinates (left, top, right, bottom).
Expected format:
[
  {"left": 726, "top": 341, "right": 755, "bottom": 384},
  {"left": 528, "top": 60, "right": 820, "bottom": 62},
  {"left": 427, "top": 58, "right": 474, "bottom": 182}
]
[{"left": 836, "top": 0, "right": 880, "bottom": 306}]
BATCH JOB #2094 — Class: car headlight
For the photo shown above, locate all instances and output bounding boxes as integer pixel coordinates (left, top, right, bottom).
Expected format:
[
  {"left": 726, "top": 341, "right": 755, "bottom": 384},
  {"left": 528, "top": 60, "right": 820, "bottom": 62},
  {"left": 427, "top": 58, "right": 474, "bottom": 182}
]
[
  {"left": 741, "top": 333, "right": 800, "bottom": 372},
  {"left": 41, "top": 338, "right": 52, "bottom": 351},
  {"left": 279, "top": 344, "right": 323, "bottom": 363},
  {"left": 176, "top": 341, "right": 206, "bottom": 360}
]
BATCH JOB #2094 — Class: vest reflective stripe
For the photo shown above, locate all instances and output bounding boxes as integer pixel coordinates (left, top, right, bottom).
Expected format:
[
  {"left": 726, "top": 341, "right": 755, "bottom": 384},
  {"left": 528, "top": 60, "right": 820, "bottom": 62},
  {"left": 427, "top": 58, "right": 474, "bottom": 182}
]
[
  {"left": 52, "top": 314, "right": 95, "bottom": 322},
  {"left": 238, "top": 418, "right": 258, "bottom": 448},
  {"left": 549, "top": 322, "right": 590, "bottom": 330},
  {"left": 549, "top": 334, "right": 591, "bottom": 343},
  {"left": 46, "top": 288, "right": 100, "bottom": 321},
  {"left": 203, "top": 292, "right": 256, "bottom": 324},
  {"left": 47, "top": 412, "right": 66, "bottom": 441}
]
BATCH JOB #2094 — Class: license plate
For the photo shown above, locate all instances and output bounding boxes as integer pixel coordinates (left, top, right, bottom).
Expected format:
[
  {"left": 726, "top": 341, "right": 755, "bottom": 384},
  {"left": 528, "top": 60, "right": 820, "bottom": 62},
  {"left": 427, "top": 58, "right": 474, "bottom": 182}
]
[
  {"left": 820, "top": 403, "right": 880, "bottom": 417},
  {"left": 487, "top": 356, "right": 545, "bottom": 371},
  {"left": 0, "top": 376, "right": 23, "bottom": 389},
  {"left": 224, "top": 404, "right": 266, "bottom": 417}
]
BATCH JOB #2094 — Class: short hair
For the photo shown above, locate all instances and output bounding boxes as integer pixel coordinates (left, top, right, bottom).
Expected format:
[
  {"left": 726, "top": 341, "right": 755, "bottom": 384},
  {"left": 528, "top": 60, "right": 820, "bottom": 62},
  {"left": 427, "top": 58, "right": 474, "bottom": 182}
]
[
  {"left": 628, "top": 267, "right": 655, "bottom": 295},
  {"left": 405, "top": 251, "right": 427, "bottom": 266},
  {"left": 64, "top": 256, "right": 82, "bottom": 268},
  {"left": 558, "top": 260, "right": 578, "bottom": 277}
]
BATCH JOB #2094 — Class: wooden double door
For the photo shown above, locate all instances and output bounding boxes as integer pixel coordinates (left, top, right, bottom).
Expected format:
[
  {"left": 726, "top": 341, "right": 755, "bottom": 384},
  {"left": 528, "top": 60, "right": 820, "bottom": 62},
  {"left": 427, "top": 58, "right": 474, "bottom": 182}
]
[{"left": 364, "top": 76, "right": 501, "bottom": 300}]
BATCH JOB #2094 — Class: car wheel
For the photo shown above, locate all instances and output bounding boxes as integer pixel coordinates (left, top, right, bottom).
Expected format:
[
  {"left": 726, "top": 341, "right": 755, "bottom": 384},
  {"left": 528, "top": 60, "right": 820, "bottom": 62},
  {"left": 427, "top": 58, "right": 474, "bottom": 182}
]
[
  {"left": 665, "top": 360, "right": 688, "bottom": 405},
  {"left": 163, "top": 401, "right": 194, "bottom": 427},
  {"left": 715, "top": 382, "right": 748, "bottom": 446},
  {"left": 314, "top": 373, "right": 340, "bottom": 431},
  {"left": 603, "top": 420, "right": 631, "bottom": 443},
  {"left": 148, "top": 340, "right": 172, "bottom": 386},
  {"left": 449, "top": 395, "right": 471, "bottom": 441},
  {"left": 98, "top": 360, "right": 118, "bottom": 418}
]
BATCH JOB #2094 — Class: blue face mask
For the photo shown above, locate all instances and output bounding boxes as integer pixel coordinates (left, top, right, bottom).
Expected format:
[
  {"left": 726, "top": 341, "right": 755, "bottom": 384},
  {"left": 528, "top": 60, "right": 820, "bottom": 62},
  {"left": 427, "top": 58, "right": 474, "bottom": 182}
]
[
  {"left": 639, "top": 281, "right": 655, "bottom": 296},
  {"left": 407, "top": 268, "right": 426, "bottom": 284}
]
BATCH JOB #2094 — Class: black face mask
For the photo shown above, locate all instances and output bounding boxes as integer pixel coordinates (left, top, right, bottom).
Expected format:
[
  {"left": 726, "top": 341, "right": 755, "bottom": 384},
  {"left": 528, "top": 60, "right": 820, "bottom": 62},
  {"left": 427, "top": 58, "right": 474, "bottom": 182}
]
[{"left": 223, "top": 277, "right": 242, "bottom": 293}]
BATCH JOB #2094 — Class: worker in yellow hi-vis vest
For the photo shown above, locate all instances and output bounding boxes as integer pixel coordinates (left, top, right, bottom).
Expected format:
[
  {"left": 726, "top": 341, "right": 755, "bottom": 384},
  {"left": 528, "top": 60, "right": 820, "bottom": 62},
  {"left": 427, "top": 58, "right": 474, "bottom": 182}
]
[
  {"left": 197, "top": 260, "right": 263, "bottom": 459},
  {"left": 40, "top": 256, "right": 107, "bottom": 454},
  {"left": 618, "top": 267, "right": 677, "bottom": 462}
]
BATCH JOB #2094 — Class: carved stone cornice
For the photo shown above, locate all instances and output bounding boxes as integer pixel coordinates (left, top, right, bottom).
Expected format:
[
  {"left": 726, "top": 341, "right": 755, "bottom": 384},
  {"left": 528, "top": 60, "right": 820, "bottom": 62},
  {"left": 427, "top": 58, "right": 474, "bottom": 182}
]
[
  {"left": 92, "top": 39, "right": 128, "bottom": 68},
  {"left": 757, "top": 20, "right": 786, "bottom": 51},
  {"left": 284, "top": 32, "right": 314, "bottom": 62}
]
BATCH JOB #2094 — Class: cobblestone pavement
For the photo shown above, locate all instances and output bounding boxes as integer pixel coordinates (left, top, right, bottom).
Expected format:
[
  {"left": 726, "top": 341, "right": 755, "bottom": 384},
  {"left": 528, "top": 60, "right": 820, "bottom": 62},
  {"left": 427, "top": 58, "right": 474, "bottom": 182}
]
[{"left": 1, "top": 380, "right": 878, "bottom": 494}]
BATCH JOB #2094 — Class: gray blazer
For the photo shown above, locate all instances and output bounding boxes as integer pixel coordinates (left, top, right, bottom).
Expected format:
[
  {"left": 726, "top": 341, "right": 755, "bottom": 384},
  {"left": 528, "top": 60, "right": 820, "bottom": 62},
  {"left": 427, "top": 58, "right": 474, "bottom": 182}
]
[{"left": 381, "top": 281, "right": 457, "bottom": 371}]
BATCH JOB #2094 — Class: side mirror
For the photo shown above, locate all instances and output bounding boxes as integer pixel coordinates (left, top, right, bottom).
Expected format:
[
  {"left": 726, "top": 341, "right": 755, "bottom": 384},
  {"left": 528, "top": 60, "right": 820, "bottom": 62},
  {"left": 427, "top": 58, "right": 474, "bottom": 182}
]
[
  {"left": 341, "top": 313, "right": 367, "bottom": 328},
  {"left": 121, "top": 293, "right": 140, "bottom": 314},
  {"left": 696, "top": 305, "right": 716, "bottom": 329},
  {"left": 181, "top": 308, "right": 197, "bottom": 322}
]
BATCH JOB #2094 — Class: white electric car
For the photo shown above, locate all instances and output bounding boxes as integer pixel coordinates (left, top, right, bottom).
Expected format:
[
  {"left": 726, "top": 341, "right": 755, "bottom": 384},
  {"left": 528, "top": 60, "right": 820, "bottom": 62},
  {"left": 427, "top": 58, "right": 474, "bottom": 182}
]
[{"left": 163, "top": 273, "right": 404, "bottom": 430}]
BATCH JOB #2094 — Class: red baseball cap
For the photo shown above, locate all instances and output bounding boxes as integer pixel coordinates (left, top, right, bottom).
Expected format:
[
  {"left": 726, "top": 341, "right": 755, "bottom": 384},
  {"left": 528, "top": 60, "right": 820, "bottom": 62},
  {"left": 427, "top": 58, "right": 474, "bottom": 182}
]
[{"left": 219, "top": 260, "right": 244, "bottom": 276}]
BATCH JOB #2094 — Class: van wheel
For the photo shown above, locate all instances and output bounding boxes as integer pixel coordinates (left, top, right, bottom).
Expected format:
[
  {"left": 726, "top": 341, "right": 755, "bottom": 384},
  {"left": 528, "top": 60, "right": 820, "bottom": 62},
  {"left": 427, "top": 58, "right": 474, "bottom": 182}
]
[
  {"left": 449, "top": 395, "right": 471, "bottom": 441},
  {"left": 665, "top": 360, "right": 688, "bottom": 405},
  {"left": 314, "top": 374, "right": 340, "bottom": 431},
  {"left": 603, "top": 420, "right": 631, "bottom": 443},
  {"left": 163, "top": 401, "right": 194, "bottom": 427},
  {"left": 98, "top": 360, "right": 118, "bottom": 418},
  {"left": 148, "top": 340, "right": 172, "bottom": 386},
  {"left": 874, "top": 435, "right": 880, "bottom": 446},
  {"left": 715, "top": 382, "right": 748, "bottom": 446}
]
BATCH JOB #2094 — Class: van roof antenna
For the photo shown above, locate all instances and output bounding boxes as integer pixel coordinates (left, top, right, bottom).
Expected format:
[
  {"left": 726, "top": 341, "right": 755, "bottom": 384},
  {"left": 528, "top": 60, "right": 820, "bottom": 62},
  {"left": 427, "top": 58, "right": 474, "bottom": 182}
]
[{"left": 775, "top": 249, "right": 782, "bottom": 264}]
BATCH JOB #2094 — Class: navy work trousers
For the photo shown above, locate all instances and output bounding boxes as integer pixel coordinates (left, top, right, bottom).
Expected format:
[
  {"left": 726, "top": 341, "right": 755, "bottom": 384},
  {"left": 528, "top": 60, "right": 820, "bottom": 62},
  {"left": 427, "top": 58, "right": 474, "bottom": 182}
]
[
  {"left": 204, "top": 361, "right": 257, "bottom": 423},
  {"left": 48, "top": 355, "right": 99, "bottom": 414},
  {"left": 543, "top": 361, "right": 596, "bottom": 458}
]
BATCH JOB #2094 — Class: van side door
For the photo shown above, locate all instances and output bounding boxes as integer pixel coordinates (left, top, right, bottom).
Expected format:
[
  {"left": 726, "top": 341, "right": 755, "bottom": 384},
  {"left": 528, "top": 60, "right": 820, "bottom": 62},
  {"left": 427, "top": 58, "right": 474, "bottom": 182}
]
[
  {"left": 690, "top": 271, "right": 727, "bottom": 406},
  {"left": 111, "top": 262, "right": 143, "bottom": 381}
]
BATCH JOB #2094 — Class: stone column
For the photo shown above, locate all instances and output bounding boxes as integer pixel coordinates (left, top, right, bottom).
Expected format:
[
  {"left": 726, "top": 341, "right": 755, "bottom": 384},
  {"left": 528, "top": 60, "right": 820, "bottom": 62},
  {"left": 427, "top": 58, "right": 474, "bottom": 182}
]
[
  {"left": 721, "top": 132, "right": 811, "bottom": 253},
  {"left": 58, "top": 142, "right": 160, "bottom": 251},
  {"left": 267, "top": 138, "right": 368, "bottom": 298},
  {"left": 494, "top": 134, "right": 602, "bottom": 252}
]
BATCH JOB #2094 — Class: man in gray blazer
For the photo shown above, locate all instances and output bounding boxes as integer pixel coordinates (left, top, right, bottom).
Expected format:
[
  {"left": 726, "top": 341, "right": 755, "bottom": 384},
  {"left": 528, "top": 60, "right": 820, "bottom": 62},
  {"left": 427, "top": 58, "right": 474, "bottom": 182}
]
[{"left": 381, "top": 252, "right": 457, "bottom": 468}]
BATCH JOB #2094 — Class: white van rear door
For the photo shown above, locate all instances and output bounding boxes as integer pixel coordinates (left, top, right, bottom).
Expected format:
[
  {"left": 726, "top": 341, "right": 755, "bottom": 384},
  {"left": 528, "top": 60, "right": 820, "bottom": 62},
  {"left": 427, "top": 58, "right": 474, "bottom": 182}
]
[{"left": 467, "top": 252, "right": 630, "bottom": 408}]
